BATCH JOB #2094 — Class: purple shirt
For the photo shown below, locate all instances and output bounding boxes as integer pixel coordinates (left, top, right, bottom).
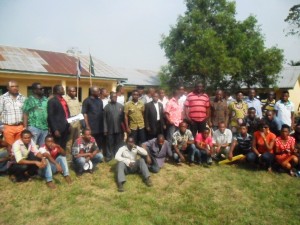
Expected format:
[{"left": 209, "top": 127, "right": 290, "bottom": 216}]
[{"left": 142, "top": 138, "right": 172, "bottom": 168}]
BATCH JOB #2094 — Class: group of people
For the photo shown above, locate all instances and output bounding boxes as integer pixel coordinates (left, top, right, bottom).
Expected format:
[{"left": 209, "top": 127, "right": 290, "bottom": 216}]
[{"left": 0, "top": 80, "right": 299, "bottom": 191}]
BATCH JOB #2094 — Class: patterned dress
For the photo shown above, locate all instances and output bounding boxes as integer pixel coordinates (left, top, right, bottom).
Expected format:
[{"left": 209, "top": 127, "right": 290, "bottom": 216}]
[{"left": 275, "top": 136, "right": 295, "bottom": 164}]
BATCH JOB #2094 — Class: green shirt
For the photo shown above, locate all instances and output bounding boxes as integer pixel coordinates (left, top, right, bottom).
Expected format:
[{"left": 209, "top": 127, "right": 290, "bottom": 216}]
[
  {"left": 23, "top": 96, "right": 48, "bottom": 130},
  {"left": 124, "top": 100, "right": 145, "bottom": 130}
]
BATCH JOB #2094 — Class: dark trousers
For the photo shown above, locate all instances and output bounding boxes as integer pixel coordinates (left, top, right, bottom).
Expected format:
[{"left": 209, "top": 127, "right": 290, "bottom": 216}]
[
  {"left": 54, "top": 126, "right": 69, "bottom": 150},
  {"left": 93, "top": 133, "right": 104, "bottom": 151},
  {"left": 106, "top": 133, "right": 124, "bottom": 159},
  {"left": 147, "top": 120, "right": 164, "bottom": 140},
  {"left": 8, "top": 152, "right": 40, "bottom": 181},
  {"left": 166, "top": 125, "right": 178, "bottom": 146},
  {"left": 148, "top": 155, "right": 160, "bottom": 173},
  {"left": 130, "top": 128, "right": 146, "bottom": 145},
  {"left": 247, "top": 152, "right": 274, "bottom": 168},
  {"left": 190, "top": 120, "right": 207, "bottom": 137}
]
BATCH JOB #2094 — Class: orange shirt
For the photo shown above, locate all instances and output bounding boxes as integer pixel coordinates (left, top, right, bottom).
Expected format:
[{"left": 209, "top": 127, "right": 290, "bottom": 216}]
[{"left": 254, "top": 131, "right": 276, "bottom": 154}]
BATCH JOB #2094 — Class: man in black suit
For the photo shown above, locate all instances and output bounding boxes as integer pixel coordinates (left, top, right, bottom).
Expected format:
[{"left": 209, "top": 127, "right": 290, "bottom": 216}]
[
  {"left": 145, "top": 92, "right": 166, "bottom": 140},
  {"left": 47, "top": 85, "right": 70, "bottom": 149},
  {"left": 82, "top": 86, "right": 104, "bottom": 151}
]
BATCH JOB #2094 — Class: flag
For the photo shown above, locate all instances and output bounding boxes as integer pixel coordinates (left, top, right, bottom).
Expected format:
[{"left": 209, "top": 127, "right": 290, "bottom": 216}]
[
  {"left": 77, "top": 58, "right": 82, "bottom": 80},
  {"left": 89, "top": 54, "right": 95, "bottom": 76}
]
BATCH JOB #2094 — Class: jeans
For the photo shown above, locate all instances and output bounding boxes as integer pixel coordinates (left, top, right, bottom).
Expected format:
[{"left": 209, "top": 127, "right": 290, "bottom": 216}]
[
  {"left": 173, "top": 144, "right": 197, "bottom": 163},
  {"left": 148, "top": 155, "right": 160, "bottom": 173},
  {"left": 166, "top": 125, "right": 177, "bottom": 146},
  {"left": 28, "top": 126, "right": 48, "bottom": 147},
  {"left": 42, "top": 155, "right": 69, "bottom": 182},
  {"left": 73, "top": 152, "right": 103, "bottom": 173},
  {"left": 192, "top": 148, "right": 212, "bottom": 164},
  {"left": 246, "top": 152, "right": 274, "bottom": 168},
  {"left": 187, "top": 144, "right": 200, "bottom": 163},
  {"left": 0, "top": 151, "right": 8, "bottom": 172}
]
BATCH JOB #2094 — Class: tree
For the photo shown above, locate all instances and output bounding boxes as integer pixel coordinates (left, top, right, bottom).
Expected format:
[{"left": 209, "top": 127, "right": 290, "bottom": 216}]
[
  {"left": 160, "top": 0, "right": 284, "bottom": 92},
  {"left": 285, "top": 4, "right": 300, "bottom": 37}
]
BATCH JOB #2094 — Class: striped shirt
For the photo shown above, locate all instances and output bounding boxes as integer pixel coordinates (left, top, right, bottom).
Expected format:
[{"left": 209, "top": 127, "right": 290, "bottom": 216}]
[
  {"left": 185, "top": 92, "right": 210, "bottom": 122},
  {"left": 0, "top": 92, "right": 26, "bottom": 125}
]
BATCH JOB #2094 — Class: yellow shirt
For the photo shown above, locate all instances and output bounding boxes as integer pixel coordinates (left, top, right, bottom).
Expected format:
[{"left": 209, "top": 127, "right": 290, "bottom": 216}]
[{"left": 124, "top": 100, "right": 145, "bottom": 130}]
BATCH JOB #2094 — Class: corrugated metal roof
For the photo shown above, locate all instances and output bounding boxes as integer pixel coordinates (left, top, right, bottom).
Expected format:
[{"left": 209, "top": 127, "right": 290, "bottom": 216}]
[
  {"left": 0, "top": 45, "right": 124, "bottom": 80},
  {"left": 277, "top": 66, "right": 300, "bottom": 88},
  {"left": 115, "top": 67, "right": 160, "bottom": 86}
]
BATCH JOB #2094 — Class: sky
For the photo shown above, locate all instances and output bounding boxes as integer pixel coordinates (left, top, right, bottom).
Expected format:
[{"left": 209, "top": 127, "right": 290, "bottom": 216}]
[{"left": 0, "top": 0, "right": 299, "bottom": 71}]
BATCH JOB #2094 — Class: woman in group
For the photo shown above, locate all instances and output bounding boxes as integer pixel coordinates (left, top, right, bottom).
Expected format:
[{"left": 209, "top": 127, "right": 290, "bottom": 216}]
[
  {"left": 275, "top": 124, "right": 299, "bottom": 176},
  {"left": 247, "top": 122, "right": 276, "bottom": 172}
]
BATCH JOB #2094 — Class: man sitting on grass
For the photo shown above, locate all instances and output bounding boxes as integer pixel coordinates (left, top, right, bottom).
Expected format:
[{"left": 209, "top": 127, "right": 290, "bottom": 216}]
[
  {"left": 212, "top": 122, "right": 232, "bottom": 161},
  {"left": 39, "top": 135, "right": 72, "bottom": 189},
  {"left": 115, "top": 136, "right": 152, "bottom": 192},
  {"left": 172, "top": 121, "right": 197, "bottom": 165},
  {"left": 72, "top": 128, "right": 103, "bottom": 176},
  {"left": 228, "top": 123, "right": 252, "bottom": 161},
  {"left": 0, "top": 139, "right": 11, "bottom": 174},
  {"left": 8, "top": 130, "right": 47, "bottom": 182},
  {"left": 194, "top": 127, "right": 213, "bottom": 166},
  {"left": 142, "top": 134, "right": 172, "bottom": 173}
]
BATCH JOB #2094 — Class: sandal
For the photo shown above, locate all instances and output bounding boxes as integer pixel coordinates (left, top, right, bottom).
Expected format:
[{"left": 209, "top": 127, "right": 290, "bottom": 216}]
[{"left": 289, "top": 169, "right": 297, "bottom": 177}]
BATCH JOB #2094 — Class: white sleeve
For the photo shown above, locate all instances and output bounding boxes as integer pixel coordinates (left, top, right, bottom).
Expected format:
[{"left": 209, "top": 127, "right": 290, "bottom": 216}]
[
  {"left": 136, "top": 146, "right": 148, "bottom": 156},
  {"left": 115, "top": 146, "right": 131, "bottom": 166}
]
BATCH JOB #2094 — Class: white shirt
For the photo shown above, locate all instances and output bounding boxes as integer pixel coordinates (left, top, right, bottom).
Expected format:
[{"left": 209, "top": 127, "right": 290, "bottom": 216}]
[
  {"left": 178, "top": 95, "right": 187, "bottom": 110},
  {"left": 102, "top": 98, "right": 109, "bottom": 108},
  {"left": 158, "top": 97, "right": 169, "bottom": 109},
  {"left": 212, "top": 129, "right": 232, "bottom": 145},
  {"left": 274, "top": 100, "right": 294, "bottom": 127},
  {"left": 115, "top": 145, "right": 148, "bottom": 167},
  {"left": 154, "top": 102, "right": 160, "bottom": 120},
  {"left": 117, "top": 95, "right": 125, "bottom": 105}
]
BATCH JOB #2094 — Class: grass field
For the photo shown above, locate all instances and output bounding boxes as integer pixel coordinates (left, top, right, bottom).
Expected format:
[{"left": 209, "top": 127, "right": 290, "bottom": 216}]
[{"left": 0, "top": 161, "right": 300, "bottom": 225}]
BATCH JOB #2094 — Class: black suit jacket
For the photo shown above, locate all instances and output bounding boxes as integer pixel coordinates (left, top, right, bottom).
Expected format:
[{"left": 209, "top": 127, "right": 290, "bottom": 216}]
[
  {"left": 145, "top": 101, "right": 165, "bottom": 135},
  {"left": 47, "top": 96, "right": 70, "bottom": 133}
]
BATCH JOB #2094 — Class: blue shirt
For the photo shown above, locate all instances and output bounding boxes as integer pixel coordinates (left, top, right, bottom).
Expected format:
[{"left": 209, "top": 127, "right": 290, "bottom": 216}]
[{"left": 245, "top": 97, "right": 262, "bottom": 119}]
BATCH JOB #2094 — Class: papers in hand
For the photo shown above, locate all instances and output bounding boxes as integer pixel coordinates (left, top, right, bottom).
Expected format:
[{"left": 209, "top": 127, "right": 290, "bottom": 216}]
[{"left": 67, "top": 113, "right": 84, "bottom": 123}]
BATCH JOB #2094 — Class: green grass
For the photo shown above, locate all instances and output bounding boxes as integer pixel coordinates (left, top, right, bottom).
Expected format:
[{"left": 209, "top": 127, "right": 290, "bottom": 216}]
[{"left": 0, "top": 161, "right": 300, "bottom": 225}]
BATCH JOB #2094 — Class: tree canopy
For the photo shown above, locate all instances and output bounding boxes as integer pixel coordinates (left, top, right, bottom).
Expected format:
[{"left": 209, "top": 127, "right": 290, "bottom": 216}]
[
  {"left": 285, "top": 4, "right": 300, "bottom": 37},
  {"left": 160, "top": 0, "right": 284, "bottom": 92}
]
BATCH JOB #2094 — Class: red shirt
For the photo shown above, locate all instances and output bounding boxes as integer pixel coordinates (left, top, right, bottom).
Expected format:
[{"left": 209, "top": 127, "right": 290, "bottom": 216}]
[
  {"left": 57, "top": 95, "right": 69, "bottom": 119},
  {"left": 185, "top": 92, "right": 210, "bottom": 122}
]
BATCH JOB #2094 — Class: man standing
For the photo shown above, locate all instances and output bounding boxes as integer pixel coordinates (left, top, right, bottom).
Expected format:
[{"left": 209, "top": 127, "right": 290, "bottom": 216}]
[
  {"left": 142, "top": 134, "right": 172, "bottom": 173},
  {"left": 23, "top": 83, "right": 48, "bottom": 147},
  {"left": 228, "top": 91, "right": 248, "bottom": 135},
  {"left": 165, "top": 90, "right": 182, "bottom": 144},
  {"left": 274, "top": 91, "right": 295, "bottom": 129},
  {"left": 209, "top": 90, "right": 228, "bottom": 131},
  {"left": 158, "top": 89, "right": 169, "bottom": 109},
  {"left": 0, "top": 81, "right": 26, "bottom": 145},
  {"left": 261, "top": 91, "right": 276, "bottom": 116},
  {"left": 82, "top": 86, "right": 104, "bottom": 149},
  {"left": 72, "top": 129, "right": 103, "bottom": 176},
  {"left": 104, "top": 92, "right": 124, "bottom": 161},
  {"left": 115, "top": 136, "right": 152, "bottom": 192},
  {"left": 124, "top": 90, "right": 146, "bottom": 145},
  {"left": 64, "top": 86, "right": 81, "bottom": 153},
  {"left": 185, "top": 83, "right": 210, "bottom": 136},
  {"left": 100, "top": 88, "right": 109, "bottom": 108},
  {"left": 245, "top": 89, "right": 262, "bottom": 118},
  {"left": 145, "top": 92, "right": 165, "bottom": 140},
  {"left": 47, "top": 85, "right": 70, "bottom": 149},
  {"left": 116, "top": 85, "right": 125, "bottom": 105},
  {"left": 141, "top": 87, "right": 155, "bottom": 104}
]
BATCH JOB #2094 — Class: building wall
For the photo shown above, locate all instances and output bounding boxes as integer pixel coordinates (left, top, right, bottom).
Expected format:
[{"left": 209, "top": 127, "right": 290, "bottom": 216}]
[
  {"left": 0, "top": 72, "right": 118, "bottom": 102},
  {"left": 289, "top": 78, "right": 300, "bottom": 115}
]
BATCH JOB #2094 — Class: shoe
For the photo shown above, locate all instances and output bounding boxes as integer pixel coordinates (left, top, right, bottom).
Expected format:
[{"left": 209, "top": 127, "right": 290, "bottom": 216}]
[
  {"left": 46, "top": 181, "right": 56, "bottom": 189},
  {"left": 105, "top": 157, "right": 112, "bottom": 162},
  {"left": 64, "top": 176, "right": 72, "bottom": 184},
  {"left": 76, "top": 172, "right": 83, "bottom": 177},
  {"left": 117, "top": 182, "right": 124, "bottom": 192},
  {"left": 88, "top": 169, "right": 94, "bottom": 174},
  {"left": 9, "top": 175, "right": 17, "bottom": 183},
  {"left": 145, "top": 177, "right": 153, "bottom": 187}
]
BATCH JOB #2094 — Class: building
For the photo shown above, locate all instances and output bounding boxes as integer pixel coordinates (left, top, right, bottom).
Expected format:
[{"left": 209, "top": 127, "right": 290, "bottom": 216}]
[{"left": 0, "top": 45, "right": 160, "bottom": 101}]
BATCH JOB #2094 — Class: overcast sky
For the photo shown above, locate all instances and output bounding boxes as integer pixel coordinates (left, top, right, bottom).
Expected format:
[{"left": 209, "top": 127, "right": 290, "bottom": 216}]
[{"left": 0, "top": 0, "right": 299, "bottom": 71}]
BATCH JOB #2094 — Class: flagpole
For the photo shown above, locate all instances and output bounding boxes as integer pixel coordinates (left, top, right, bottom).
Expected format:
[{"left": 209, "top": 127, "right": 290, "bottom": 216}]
[{"left": 89, "top": 53, "right": 92, "bottom": 87}]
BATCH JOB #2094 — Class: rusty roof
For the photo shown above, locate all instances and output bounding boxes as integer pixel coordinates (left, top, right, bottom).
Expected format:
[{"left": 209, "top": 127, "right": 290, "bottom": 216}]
[{"left": 0, "top": 45, "right": 124, "bottom": 80}]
